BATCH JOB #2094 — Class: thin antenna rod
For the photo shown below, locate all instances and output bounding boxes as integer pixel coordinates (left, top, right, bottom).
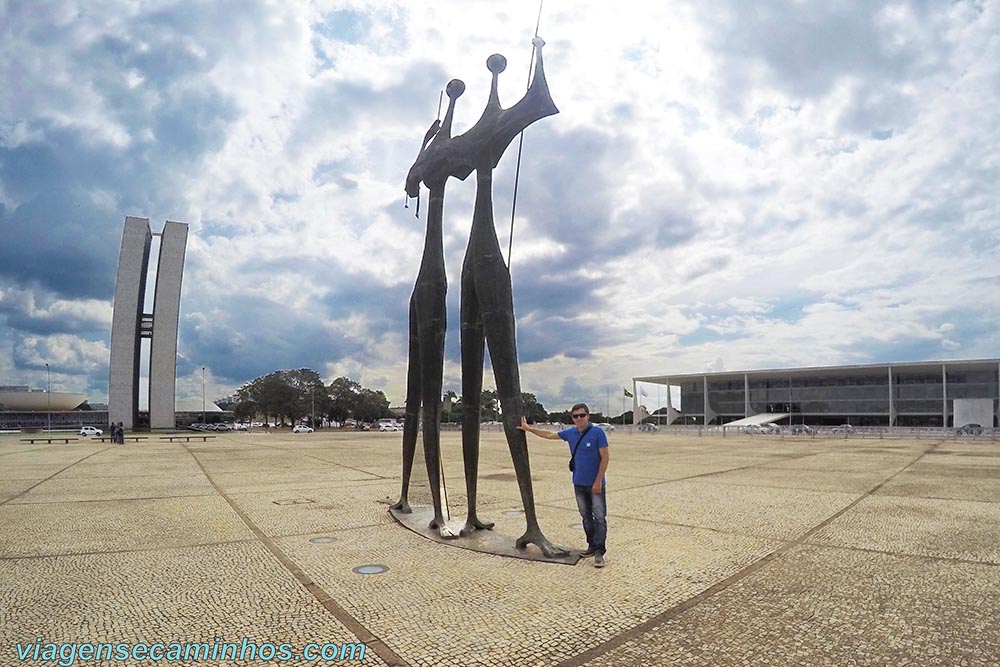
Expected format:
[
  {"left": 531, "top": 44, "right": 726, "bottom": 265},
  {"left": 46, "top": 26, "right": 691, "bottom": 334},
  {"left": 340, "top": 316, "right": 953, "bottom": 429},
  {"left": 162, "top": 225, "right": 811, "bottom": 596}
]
[
  {"left": 436, "top": 90, "right": 444, "bottom": 121},
  {"left": 506, "top": 0, "right": 544, "bottom": 269}
]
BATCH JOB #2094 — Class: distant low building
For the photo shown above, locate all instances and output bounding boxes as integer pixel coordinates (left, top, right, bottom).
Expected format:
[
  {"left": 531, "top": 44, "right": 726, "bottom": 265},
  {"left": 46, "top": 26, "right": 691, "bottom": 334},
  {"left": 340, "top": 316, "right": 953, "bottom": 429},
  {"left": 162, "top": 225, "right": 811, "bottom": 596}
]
[
  {"left": 173, "top": 398, "right": 234, "bottom": 426},
  {"left": 0, "top": 386, "right": 106, "bottom": 430},
  {"left": 634, "top": 358, "right": 1000, "bottom": 428}
]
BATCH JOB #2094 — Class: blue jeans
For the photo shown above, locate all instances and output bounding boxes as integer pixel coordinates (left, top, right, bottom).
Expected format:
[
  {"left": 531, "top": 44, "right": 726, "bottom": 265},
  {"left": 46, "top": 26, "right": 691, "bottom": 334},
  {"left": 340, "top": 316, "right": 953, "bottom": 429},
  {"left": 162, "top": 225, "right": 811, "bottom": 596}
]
[{"left": 574, "top": 483, "right": 607, "bottom": 555}]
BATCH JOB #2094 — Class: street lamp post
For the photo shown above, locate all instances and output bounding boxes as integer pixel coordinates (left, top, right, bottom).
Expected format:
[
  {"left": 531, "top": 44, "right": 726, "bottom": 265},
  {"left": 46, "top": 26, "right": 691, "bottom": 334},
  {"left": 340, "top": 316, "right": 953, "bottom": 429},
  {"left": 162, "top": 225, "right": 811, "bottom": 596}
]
[
  {"left": 311, "top": 385, "right": 315, "bottom": 429},
  {"left": 201, "top": 367, "right": 206, "bottom": 424},
  {"left": 46, "top": 363, "right": 51, "bottom": 433}
]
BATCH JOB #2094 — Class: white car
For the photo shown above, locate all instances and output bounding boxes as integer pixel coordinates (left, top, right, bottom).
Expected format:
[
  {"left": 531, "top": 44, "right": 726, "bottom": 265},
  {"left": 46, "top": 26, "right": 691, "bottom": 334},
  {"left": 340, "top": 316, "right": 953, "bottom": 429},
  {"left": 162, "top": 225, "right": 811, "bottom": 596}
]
[
  {"left": 292, "top": 425, "right": 314, "bottom": 433},
  {"left": 79, "top": 426, "right": 103, "bottom": 436},
  {"left": 378, "top": 422, "right": 400, "bottom": 432},
  {"left": 596, "top": 422, "right": 615, "bottom": 431}
]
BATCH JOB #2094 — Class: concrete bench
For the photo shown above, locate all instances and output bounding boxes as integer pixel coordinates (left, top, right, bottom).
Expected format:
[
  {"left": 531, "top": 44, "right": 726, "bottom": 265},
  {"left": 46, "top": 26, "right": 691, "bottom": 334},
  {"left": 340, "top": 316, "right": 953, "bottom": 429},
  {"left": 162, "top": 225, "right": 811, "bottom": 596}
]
[
  {"left": 159, "top": 435, "right": 217, "bottom": 442},
  {"left": 19, "top": 437, "right": 79, "bottom": 444},
  {"left": 95, "top": 436, "right": 148, "bottom": 443}
]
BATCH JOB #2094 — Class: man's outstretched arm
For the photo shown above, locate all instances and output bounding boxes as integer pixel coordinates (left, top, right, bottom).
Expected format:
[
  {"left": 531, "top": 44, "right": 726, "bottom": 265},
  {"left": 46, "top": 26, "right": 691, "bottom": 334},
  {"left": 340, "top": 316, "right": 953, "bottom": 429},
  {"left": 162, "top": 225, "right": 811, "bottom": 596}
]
[{"left": 518, "top": 416, "right": 561, "bottom": 440}]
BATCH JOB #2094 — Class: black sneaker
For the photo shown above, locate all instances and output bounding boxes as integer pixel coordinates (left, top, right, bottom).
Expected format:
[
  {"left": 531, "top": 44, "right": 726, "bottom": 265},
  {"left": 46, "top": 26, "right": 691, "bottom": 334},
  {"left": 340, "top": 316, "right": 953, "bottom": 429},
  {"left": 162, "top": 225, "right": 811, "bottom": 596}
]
[
  {"left": 579, "top": 548, "right": 596, "bottom": 558},
  {"left": 594, "top": 553, "right": 605, "bottom": 568}
]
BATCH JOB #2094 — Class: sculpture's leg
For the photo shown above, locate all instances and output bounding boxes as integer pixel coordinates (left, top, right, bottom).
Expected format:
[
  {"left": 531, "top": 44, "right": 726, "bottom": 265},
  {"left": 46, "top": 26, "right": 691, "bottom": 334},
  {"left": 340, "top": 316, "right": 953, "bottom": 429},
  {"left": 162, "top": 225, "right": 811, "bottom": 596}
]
[
  {"left": 482, "top": 284, "right": 568, "bottom": 558},
  {"left": 391, "top": 298, "right": 420, "bottom": 514},
  {"left": 459, "top": 265, "right": 494, "bottom": 536},
  {"left": 470, "top": 168, "right": 566, "bottom": 557},
  {"left": 415, "top": 183, "right": 454, "bottom": 538},
  {"left": 417, "top": 281, "right": 452, "bottom": 537}
]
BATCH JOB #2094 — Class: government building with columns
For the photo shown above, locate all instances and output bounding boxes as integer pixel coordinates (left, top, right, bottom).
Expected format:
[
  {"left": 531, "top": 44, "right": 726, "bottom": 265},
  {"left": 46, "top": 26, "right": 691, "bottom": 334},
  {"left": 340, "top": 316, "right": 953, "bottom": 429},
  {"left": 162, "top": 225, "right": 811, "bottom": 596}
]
[{"left": 633, "top": 358, "right": 1000, "bottom": 428}]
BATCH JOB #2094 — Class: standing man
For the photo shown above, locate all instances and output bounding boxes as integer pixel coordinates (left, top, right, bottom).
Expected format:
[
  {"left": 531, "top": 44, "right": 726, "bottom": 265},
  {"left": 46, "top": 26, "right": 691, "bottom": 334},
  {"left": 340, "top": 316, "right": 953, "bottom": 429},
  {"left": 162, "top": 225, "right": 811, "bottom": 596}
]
[{"left": 519, "top": 403, "right": 610, "bottom": 567}]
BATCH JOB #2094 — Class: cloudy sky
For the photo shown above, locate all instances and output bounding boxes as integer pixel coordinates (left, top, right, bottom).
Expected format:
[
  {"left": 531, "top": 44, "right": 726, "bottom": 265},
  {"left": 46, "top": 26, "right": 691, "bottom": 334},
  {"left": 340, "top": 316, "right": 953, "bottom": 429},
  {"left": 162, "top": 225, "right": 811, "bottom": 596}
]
[{"left": 2, "top": 0, "right": 998, "bottom": 414}]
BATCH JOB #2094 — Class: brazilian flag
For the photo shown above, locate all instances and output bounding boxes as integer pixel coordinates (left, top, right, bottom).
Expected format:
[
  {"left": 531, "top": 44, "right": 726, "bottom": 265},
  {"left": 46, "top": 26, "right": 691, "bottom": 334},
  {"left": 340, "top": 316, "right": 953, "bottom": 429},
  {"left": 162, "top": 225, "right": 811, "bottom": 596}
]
[{"left": 623, "top": 387, "right": 633, "bottom": 398}]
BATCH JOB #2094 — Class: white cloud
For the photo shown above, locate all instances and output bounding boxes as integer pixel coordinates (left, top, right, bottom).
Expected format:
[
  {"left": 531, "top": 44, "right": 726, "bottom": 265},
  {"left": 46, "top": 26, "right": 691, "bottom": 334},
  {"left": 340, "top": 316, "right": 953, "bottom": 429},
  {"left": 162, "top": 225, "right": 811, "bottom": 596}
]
[{"left": 1, "top": 0, "right": 998, "bottom": 411}]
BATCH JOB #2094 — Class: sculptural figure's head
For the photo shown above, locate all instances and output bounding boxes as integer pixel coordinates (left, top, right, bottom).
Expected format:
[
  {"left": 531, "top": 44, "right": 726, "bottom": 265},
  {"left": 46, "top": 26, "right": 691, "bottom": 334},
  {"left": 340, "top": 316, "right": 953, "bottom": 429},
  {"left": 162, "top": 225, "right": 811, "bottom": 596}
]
[{"left": 405, "top": 78, "right": 466, "bottom": 198}]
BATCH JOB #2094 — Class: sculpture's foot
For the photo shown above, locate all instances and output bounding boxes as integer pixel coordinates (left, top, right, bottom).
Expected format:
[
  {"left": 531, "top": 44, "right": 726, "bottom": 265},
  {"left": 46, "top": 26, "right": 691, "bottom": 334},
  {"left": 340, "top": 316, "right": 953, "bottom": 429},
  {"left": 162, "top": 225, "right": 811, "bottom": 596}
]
[
  {"left": 390, "top": 498, "right": 412, "bottom": 514},
  {"left": 429, "top": 515, "right": 459, "bottom": 540},
  {"left": 515, "top": 529, "right": 570, "bottom": 558},
  {"left": 459, "top": 515, "right": 495, "bottom": 537}
]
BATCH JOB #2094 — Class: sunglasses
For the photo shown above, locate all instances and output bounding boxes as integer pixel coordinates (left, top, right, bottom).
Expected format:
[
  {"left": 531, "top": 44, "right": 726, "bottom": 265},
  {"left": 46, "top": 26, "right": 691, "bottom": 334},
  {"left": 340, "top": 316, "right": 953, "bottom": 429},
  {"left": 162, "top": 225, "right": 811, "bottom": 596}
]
[{"left": 572, "top": 413, "right": 588, "bottom": 419}]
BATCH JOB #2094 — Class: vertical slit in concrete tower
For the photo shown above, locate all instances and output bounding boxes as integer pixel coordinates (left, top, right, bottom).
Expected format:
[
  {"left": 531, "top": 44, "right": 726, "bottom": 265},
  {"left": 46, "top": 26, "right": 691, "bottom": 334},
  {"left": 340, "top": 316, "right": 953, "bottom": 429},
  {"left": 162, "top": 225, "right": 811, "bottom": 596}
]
[{"left": 109, "top": 217, "right": 188, "bottom": 429}]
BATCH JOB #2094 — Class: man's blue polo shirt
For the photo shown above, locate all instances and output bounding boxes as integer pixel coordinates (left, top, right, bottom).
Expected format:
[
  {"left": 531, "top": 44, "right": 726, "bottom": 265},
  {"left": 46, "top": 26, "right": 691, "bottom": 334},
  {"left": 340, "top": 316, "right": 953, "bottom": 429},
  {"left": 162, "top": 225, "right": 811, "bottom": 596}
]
[{"left": 559, "top": 425, "right": 608, "bottom": 486}]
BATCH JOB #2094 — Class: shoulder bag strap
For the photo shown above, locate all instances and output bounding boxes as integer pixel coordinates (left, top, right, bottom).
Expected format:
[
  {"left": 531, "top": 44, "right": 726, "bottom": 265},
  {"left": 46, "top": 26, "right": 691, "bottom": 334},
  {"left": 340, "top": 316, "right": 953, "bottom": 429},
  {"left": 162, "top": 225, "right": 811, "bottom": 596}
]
[{"left": 570, "top": 425, "right": 593, "bottom": 463}]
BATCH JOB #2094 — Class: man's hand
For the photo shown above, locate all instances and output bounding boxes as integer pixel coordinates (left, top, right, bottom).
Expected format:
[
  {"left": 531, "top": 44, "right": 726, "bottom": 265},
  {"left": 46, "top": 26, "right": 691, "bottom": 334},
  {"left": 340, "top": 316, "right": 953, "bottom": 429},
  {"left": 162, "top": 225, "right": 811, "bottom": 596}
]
[
  {"left": 517, "top": 417, "right": 530, "bottom": 431},
  {"left": 591, "top": 481, "right": 602, "bottom": 494}
]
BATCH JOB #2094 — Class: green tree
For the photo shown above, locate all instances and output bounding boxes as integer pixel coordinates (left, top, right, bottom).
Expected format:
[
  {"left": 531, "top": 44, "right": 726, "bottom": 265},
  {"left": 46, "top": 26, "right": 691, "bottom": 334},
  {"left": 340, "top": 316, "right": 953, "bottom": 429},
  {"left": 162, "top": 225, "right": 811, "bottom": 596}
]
[
  {"left": 327, "top": 376, "right": 363, "bottom": 422},
  {"left": 283, "top": 368, "right": 328, "bottom": 426},
  {"left": 354, "top": 388, "right": 391, "bottom": 422},
  {"left": 236, "top": 368, "right": 326, "bottom": 426},
  {"left": 479, "top": 389, "right": 500, "bottom": 421},
  {"left": 233, "top": 400, "right": 256, "bottom": 422},
  {"left": 520, "top": 392, "right": 548, "bottom": 423}
]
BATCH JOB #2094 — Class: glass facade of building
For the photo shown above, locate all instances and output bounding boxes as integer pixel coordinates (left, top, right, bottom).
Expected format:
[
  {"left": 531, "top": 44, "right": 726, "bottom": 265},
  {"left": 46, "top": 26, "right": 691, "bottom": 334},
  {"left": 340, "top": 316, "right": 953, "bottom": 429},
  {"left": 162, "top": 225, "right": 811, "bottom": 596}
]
[{"left": 640, "top": 360, "right": 1000, "bottom": 427}]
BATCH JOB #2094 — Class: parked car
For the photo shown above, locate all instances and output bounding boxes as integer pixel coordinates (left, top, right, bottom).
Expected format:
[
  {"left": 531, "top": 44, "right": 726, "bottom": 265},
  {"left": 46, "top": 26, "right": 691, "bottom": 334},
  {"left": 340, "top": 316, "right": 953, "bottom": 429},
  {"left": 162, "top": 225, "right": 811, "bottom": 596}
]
[
  {"left": 292, "top": 425, "right": 314, "bottom": 433},
  {"left": 957, "top": 423, "right": 984, "bottom": 436},
  {"left": 761, "top": 423, "right": 781, "bottom": 434},
  {"left": 790, "top": 424, "right": 815, "bottom": 435},
  {"left": 638, "top": 423, "right": 658, "bottom": 432},
  {"left": 596, "top": 422, "right": 615, "bottom": 431},
  {"left": 79, "top": 426, "right": 103, "bottom": 436},
  {"left": 378, "top": 422, "right": 400, "bottom": 432},
  {"left": 832, "top": 424, "right": 854, "bottom": 434}
]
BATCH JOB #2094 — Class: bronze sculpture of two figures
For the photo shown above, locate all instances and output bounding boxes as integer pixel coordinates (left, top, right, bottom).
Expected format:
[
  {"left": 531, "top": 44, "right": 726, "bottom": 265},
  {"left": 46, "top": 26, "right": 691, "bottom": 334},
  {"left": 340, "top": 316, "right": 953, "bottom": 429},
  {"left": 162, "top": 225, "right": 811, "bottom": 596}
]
[{"left": 391, "top": 37, "right": 569, "bottom": 559}]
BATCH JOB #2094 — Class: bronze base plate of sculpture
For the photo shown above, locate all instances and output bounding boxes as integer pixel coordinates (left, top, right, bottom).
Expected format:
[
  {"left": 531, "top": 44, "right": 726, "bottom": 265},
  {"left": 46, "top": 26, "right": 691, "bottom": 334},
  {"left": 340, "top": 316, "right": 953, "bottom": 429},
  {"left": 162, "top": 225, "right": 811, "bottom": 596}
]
[{"left": 389, "top": 507, "right": 581, "bottom": 566}]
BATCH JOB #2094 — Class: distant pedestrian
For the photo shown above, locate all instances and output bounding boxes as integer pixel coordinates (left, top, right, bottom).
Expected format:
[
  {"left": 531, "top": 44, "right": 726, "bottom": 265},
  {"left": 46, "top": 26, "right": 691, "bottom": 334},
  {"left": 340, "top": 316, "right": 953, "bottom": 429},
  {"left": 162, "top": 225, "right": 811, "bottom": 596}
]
[
  {"left": 117, "top": 422, "right": 125, "bottom": 445},
  {"left": 519, "top": 403, "right": 610, "bottom": 567}
]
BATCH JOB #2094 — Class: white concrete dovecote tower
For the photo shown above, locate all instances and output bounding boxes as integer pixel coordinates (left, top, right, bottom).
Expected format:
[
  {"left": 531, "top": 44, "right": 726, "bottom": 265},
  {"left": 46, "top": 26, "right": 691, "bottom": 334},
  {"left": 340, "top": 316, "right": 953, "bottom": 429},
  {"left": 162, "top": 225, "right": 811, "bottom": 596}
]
[{"left": 109, "top": 216, "right": 188, "bottom": 429}]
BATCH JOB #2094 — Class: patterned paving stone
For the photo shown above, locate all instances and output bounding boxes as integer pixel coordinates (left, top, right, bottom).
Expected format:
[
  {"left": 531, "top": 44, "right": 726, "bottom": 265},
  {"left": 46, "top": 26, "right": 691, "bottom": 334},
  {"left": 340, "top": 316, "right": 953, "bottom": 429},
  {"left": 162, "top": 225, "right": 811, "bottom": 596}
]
[
  {"left": 1, "top": 431, "right": 996, "bottom": 666},
  {"left": 9, "top": 474, "right": 216, "bottom": 504},
  {"left": 60, "top": 458, "right": 205, "bottom": 478},
  {"left": 808, "top": 495, "right": 1000, "bottom": 564},
  {"left": 0, "top": 496, "right": 253, "bottom": 557},
  {"left": 762, "top": 450, "right": 917, "bottom": 473},
  {"left": 208, "top": 467, "right": 383, "bottom": 494},
  {"left": 0, "top": 542, "right": 388, "bottom": 666},
  {"left": 0, "top": 463, "right": 76, "bottom": 480},
  {"left": 582, "top": 544, "right": 1000, "bottom": 667},
  {"left": 702, "top": 466, "right": 888, "bottom": 494},
  {"left": 0, "top": 478, "right": 45, "bottom": 502},
  {"left": 877, "top": 469, "right": 1000, "bottom": 502},
  {"left": 227, "top": 482, "right": 399, "bottom": 538},
  {"left": 552, "top": 478, "right": 859, "bottom": 540},
  {"left": 277, "top": 519, "right": 779, "bottom": 667}
]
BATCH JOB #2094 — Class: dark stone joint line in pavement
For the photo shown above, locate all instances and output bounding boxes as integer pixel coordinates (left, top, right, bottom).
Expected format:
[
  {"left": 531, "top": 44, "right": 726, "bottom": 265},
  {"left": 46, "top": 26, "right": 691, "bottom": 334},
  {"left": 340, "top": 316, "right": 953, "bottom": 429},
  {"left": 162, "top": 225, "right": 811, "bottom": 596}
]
[
  {"left": 555, "top": 441, "right": 944, "bottom": 667},
  {"left": 0, "top": 446, "right": 114, "bottom": 508},
  {"left": 179, "top": 442, "right": 412, "bottom": 667}
]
